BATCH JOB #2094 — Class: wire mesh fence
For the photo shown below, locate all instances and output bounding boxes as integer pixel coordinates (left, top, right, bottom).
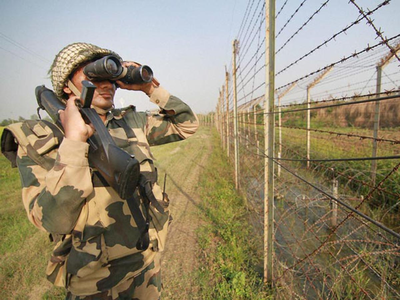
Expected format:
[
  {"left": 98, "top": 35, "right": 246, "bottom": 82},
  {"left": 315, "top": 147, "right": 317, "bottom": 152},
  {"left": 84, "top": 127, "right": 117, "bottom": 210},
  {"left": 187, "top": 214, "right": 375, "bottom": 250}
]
[{"left": 208, "top": 0, "right": 400, "bottom": 298}]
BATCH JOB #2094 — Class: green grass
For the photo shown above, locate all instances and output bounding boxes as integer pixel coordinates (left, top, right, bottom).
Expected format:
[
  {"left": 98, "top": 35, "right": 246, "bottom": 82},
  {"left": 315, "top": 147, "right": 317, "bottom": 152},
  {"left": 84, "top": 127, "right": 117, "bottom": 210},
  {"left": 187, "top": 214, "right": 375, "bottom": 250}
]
[
  {"left": 196, "top": 128, "right": 273, "bottom": 300},
  {"left": 279, "top": 124, "right": 400, "bottom": 214},
  {"left": 238, "top": 124, "right": 400, "bottom": 297}
]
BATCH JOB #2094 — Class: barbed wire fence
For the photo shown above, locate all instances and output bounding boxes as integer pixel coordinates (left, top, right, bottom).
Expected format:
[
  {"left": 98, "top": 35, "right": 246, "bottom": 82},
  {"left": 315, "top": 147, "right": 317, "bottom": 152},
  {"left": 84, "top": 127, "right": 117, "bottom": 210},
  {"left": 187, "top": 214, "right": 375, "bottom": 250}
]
[{"left": 208, "top": 0, "right": 400, "bottom": 298}]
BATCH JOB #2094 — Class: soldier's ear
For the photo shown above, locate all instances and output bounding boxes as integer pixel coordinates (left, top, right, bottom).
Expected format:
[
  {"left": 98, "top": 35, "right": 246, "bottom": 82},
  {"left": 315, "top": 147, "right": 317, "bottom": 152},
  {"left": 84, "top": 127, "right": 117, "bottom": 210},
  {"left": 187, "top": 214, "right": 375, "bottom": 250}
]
[
  {"left": 64, "top": 80, "right": 81, "bottom": 97},
  {"left": 63, "top": 85, "right": 72, "bottom": 95}
]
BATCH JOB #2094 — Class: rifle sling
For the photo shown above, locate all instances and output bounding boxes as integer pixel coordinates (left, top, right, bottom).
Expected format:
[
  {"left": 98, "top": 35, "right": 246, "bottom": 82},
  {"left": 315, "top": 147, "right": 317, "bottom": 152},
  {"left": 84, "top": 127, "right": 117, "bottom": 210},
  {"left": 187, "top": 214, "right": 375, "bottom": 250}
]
[
  {"left": 126, "top": 192, "right": 150, "bottom": 251},
  {"left": 138, "top": 174, "right": 165, "bottom": 214}
]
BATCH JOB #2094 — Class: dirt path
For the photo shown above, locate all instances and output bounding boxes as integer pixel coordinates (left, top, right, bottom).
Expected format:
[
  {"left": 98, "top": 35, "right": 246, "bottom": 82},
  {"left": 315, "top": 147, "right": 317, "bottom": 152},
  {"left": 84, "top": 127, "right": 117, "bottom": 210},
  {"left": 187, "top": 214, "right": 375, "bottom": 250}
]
[{"left": 151, "top": 127, "right": 212, "bottom": 299}]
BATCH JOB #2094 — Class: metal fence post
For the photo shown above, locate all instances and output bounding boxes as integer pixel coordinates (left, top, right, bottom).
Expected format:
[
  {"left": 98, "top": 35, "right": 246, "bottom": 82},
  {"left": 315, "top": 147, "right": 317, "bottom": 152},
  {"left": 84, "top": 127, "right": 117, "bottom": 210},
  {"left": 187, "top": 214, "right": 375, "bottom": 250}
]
[
  {"left": 306, "top": 87, "right": 311, "bottom": 169},
  {"left": 370, "top": 45, "right": 400, "bottom": 184},
  {"left": 225, "top": 68, "right": 230, "bottom": 158},
  {"left": 254, "top": 105, "right": 258, "bottom": 144},
  {"left": 233, "top": 39, "right": 240, "bottom": 190},
  {"left": 371, "top": 65, "right": 381, "bottom": 185},
  {"left": 332, "top": 179, "right": 338, "bottom": 228},
  {"left": 264, "top": 0, "right": 275, "bottom": 284}
]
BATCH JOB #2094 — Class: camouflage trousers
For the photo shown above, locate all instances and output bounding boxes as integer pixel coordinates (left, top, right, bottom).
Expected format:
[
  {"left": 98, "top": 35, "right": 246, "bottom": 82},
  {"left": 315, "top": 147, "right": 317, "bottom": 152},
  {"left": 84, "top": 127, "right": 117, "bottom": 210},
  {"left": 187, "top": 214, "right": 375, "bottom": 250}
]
[{"left": 66, "top": 253, "right": 162, "bottom": 300}]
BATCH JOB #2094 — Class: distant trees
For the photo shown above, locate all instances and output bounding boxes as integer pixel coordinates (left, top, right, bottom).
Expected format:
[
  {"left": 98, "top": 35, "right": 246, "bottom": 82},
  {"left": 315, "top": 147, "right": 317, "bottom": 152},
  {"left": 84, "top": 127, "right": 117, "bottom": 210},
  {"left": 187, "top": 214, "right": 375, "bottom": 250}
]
[{"left": 0, "top": 114, "right": 41, "bottom": 126}]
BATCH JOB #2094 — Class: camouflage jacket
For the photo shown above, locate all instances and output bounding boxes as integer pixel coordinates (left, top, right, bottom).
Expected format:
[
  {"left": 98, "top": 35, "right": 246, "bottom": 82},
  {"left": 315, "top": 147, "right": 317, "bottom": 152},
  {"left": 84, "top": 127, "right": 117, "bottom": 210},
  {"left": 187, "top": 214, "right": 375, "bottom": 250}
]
[{"left": 4, "top": 86, "right": 198, "bottom": 296}]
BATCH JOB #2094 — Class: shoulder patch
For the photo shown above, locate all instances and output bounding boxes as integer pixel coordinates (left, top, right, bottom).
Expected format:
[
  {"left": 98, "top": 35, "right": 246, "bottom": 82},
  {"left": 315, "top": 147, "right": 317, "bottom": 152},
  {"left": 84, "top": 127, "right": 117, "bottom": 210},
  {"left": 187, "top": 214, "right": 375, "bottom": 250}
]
[
  {"left": 112, "top": 105, "right": 136, "bottom": 119},
  {"left": 1, "top": 120, "right": 63, "bottom": 169}
]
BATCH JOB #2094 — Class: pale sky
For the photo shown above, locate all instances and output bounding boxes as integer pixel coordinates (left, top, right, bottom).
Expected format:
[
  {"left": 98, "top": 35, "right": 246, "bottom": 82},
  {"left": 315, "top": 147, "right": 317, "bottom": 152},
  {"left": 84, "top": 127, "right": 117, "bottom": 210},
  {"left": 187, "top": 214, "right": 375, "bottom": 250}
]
[{"left": 0, "top": 0, "right": 399, "bottom": 120}]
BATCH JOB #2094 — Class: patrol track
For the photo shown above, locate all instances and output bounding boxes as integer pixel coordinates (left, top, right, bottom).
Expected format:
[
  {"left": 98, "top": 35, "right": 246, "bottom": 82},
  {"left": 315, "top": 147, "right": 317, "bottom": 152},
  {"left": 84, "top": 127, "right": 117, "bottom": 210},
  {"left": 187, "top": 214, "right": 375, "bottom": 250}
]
[{"left": 151, "top": 126, "right": 212, "bottom": 299}]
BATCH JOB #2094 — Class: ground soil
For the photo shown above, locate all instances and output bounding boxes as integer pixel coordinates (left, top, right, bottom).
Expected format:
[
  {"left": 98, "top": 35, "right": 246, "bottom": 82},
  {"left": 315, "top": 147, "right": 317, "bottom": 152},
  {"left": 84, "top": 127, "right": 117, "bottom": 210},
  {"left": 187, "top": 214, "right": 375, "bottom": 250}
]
[{"left": 151, "top": 127, "right": 212, "bottom": 299}]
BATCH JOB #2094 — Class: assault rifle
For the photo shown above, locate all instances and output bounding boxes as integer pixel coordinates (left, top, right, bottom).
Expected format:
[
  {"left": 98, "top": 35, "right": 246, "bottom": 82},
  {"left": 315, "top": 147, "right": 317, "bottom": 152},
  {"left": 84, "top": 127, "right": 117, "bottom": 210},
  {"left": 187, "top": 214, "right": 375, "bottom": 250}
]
[{"left": 35, "top": 80, "right": 140, "bottom": 200}]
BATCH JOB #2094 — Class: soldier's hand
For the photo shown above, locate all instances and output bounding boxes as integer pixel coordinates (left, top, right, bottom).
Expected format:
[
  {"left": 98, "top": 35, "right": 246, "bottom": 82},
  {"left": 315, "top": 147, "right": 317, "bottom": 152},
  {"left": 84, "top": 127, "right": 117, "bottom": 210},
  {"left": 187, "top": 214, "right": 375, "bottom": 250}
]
[
  {"left": 116, "top": 61, "right": 156, "bottom": 96},
  {"left": 59, "top": 96, "right": 94, "bottom": 142}
]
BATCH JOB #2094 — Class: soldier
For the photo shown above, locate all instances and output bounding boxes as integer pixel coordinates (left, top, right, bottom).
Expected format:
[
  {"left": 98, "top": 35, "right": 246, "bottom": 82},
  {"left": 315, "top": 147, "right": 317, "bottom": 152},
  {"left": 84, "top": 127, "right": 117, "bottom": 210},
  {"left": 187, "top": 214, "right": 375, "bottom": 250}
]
[{"left": 2, "top": 42, "right": 198, "bottom": 299}]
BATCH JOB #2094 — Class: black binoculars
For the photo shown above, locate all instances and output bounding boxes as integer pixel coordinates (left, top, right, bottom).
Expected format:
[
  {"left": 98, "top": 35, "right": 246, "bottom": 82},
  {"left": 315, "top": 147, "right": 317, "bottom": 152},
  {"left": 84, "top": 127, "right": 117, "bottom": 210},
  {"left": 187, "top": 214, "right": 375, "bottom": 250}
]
[{"left": 83, "top": 55, "right": 153, "bottom": 85}]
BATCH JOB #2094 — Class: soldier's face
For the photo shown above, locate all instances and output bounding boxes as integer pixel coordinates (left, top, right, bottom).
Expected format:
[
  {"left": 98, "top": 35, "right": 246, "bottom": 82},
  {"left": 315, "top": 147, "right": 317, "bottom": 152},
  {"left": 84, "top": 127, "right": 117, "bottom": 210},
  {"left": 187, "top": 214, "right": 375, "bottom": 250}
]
[{"left": 70, "top": 65, "right": 117, "bottom": 111}]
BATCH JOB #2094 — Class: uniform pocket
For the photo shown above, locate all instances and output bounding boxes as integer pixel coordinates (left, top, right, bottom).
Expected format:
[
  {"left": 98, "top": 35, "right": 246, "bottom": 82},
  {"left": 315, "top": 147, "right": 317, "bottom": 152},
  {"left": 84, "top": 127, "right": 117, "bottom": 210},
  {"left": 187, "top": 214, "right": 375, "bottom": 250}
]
[
  {"left": 46, "top": 234, "right": 72, "bottom": 287},
  {"left": 65, "top": 223, "right": 107, "bottom": 279},
  {"left": 148, "top": 185, "right": 171, "bottom": 252}
]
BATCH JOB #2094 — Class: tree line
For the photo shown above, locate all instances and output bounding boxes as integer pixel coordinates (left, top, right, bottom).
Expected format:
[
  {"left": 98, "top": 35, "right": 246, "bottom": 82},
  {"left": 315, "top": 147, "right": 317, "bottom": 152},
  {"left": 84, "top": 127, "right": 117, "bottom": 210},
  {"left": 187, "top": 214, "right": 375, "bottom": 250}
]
[{"left": 0, "top": 114, "right": 51, "bottom": 126}]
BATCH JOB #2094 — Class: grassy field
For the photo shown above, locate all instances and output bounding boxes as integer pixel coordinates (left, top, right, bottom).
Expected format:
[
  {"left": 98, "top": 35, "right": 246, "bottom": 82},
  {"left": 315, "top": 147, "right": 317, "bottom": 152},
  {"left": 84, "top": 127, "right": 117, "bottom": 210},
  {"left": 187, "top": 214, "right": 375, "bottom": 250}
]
[
  {"left": 249, "top": 119, "right": 400, "bottom": 228},
  {"left": 280, "top": 125, "right": 400, "bottom": 218},
  {"left": 195, "top": 128, "right": 272, "bottom": 299},
  {"left": 237, "top": 120, "right": 400, "bottom": 297}
]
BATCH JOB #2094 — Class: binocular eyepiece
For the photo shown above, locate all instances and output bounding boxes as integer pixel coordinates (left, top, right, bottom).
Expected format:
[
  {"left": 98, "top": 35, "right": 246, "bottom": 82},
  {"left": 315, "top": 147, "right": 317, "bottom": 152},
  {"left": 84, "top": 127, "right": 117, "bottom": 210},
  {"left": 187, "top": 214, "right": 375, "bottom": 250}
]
[{"left": 83, "top": 55, "right": 153, "bottom": 85}]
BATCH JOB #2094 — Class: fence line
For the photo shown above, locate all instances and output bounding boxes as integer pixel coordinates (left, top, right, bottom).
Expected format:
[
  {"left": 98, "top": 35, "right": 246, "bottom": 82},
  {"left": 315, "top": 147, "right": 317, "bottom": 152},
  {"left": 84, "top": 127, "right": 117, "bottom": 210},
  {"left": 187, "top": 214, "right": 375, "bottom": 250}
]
[{"left": 208, "top": 0, "right": 400, "bottom": 298}]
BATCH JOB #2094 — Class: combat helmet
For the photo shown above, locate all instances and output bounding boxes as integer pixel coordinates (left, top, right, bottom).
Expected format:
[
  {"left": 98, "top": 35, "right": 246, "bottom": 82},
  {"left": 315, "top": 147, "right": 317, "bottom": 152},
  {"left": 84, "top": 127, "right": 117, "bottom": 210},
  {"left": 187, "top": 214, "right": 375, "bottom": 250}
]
[{"left": 49, "top": 42, "right": 121, "bottom": 99}]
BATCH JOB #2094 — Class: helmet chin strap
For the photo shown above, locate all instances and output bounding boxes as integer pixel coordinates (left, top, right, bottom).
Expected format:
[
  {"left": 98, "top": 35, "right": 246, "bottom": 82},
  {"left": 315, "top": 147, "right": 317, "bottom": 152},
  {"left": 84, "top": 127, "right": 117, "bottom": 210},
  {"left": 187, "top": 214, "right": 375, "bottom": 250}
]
[
  {"left": 67, "top": 80, "right": 111, "bottom": 115},
  {"left": 67, "top": 80, "right": 81, "bottom": 98}
]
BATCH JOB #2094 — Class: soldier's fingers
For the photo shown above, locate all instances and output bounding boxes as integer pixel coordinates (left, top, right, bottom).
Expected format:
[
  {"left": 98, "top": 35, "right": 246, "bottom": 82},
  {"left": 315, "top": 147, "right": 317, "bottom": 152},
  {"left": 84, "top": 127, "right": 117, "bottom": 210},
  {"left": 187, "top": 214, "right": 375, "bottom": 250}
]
[
  {"left": 86, "top": 123, "right": 95, "bottom": 138},
  {"left": 58, "top": 109, "right": 65, "bottom": 122},
  {"left": 65, "top": 96, "right": 81, "bottom": 111},
  {"left": 122, "top": 61, "right": 141, "bottom": 68}
]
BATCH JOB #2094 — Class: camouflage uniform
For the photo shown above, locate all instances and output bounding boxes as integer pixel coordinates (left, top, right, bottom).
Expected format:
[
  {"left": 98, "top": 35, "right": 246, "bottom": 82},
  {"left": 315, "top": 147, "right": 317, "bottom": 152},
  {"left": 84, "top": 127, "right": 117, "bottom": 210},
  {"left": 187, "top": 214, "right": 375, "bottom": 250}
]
[{"left": 2, "top": 44, "right": 198, "bottom": 299}]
